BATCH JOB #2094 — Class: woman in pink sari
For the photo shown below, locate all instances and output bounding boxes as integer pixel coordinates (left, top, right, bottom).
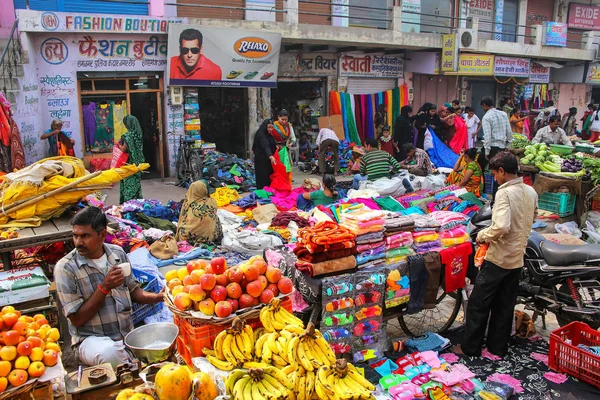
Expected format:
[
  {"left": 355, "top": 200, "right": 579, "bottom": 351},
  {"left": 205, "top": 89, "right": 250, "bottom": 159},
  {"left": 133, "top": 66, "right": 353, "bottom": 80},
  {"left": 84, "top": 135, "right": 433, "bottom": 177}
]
[{"left": 449, "top": 110, "right": 469, "bottom": 154}]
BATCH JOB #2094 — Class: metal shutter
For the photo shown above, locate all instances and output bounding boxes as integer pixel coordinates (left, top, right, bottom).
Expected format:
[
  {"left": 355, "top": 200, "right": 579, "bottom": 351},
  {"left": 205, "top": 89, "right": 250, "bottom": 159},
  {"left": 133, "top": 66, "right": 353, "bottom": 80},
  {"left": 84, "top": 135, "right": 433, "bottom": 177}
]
[
  {"left": 412, "top": 74, "right": 459, "bottom": 110},
  {"left": 14, "top": 0, "right": 147, "bottom": 15},
  {"left": 525, "top": 0, "right": 554, "bottom": 44},
  {"left": 346, "top": 78, "right": 397, "bottom": 94}
]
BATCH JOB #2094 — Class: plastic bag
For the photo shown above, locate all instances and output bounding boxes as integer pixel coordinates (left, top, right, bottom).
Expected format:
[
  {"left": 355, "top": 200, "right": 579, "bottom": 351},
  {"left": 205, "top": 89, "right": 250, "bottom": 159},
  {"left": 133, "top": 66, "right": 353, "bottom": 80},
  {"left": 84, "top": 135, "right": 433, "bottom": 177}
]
[
  {"left": 555, "top": 221, "right": 582, "bottom": 239},
  {"left": 110, "top": 145, "right": 129, "bottom": 168},
  {"left": 474, "top": 243, "right": 489, "bottom": 267}
]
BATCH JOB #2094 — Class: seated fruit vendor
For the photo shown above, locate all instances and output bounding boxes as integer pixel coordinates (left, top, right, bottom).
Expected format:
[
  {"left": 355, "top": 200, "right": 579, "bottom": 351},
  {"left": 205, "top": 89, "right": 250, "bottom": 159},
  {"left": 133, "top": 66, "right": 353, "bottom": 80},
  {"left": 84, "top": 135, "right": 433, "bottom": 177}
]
[
  {"left": 400, "top": 144, "right": 433, "bottom": 177},
  {"left": 531, "top": 115, "right": 572, "bottom": 147},
  {"left": 353, "top": 138, "right": 402, "bottom": 189},
  {"left": 55, "top": 207, "right": 164, "bottom": 369}
]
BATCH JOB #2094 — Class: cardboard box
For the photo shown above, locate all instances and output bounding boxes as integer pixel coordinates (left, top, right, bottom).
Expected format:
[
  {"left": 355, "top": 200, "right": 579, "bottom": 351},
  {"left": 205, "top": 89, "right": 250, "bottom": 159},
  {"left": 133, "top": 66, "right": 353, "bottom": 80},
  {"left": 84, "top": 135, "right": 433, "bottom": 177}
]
[
  {"left": 318, "top": 115, "right": 345, "bottom": 141},
  {"left": 0, "top": 267, "right": 50, "bottom": 307}
]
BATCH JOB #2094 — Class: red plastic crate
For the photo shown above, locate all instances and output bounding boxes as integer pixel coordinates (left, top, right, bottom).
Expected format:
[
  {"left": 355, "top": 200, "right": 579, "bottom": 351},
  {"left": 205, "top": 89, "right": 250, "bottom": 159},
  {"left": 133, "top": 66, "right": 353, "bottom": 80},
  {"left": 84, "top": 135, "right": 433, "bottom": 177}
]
[
  {"left": 548, "top": 321, "right": 600, "bottom": 388},
  {"left": 174, "top": 296, "right": 293, "bottom": 358},
  {"left": 176, "top": 336, "right": 192, "bottom": 367}
]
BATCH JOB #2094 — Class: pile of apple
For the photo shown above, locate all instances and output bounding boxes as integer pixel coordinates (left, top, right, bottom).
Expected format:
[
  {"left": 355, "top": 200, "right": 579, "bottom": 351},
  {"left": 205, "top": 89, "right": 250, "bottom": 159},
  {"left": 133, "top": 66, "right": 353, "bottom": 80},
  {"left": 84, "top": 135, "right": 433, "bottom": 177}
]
[
  {"left": 166, "top": 255, "right": 293, "bottom": 318},
  {"left": 0, "top": 306, "right": 61, "bottom": 392}
]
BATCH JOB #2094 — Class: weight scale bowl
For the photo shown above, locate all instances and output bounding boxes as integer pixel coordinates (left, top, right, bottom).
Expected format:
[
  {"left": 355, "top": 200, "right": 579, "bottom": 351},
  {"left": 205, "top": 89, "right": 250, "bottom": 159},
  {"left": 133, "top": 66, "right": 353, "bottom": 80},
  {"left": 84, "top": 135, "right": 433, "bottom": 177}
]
[{"left": 124, "top": 322, "right": 179, "bottom": 364}]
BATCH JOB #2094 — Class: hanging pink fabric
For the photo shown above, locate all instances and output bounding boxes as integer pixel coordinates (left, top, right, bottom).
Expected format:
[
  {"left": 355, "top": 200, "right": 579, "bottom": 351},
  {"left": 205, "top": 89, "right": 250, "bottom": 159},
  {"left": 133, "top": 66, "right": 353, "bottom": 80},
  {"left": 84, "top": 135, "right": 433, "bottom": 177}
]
[{"left": 449, "top": 115, "right": 469, "bottom": 153}]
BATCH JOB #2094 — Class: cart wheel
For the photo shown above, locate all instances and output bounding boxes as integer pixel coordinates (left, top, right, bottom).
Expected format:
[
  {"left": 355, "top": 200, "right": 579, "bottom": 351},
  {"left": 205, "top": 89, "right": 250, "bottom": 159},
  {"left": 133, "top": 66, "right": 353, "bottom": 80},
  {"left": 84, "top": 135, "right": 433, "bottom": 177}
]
[
  {"left": 398, "top": 288, "right": 462, "bottom": 337},
  {"left": 189, "top": 151, "right": 203, "bottom": 182}
]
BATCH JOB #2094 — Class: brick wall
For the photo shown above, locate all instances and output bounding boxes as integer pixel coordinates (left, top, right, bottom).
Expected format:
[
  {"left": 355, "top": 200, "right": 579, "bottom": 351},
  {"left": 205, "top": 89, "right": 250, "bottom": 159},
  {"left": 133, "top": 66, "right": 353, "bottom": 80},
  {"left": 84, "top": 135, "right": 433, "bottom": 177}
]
[
  {"left": 176, "top": 0, "right": 245, "bottom": 20},
  {"left": 299, "top": 0, "right": 331, "bottom": 25}
]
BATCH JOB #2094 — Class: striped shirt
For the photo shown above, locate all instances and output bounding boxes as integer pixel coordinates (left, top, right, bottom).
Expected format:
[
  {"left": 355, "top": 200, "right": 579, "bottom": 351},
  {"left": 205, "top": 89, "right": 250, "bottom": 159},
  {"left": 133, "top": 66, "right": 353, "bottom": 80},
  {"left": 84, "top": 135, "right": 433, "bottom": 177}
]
[
  {"left": 54, "top": 244, "right": 139, "bottom": 348},
  {"left": 360, "top": 149, "right": 401, "bottom": 180},
  {"left": 482, "top": 107, "right": 512, "bottom": 154}
]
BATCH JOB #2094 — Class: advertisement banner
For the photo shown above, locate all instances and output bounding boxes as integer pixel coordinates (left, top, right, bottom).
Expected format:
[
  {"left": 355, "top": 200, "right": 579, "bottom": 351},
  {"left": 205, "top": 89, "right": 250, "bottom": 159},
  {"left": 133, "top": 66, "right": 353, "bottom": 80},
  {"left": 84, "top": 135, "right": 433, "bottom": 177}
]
[
  {"left": 441, "top": 34, "right": 457, "bottom": 72},
  {"left": 493, "top": 56, "right": 530, "bottom": 77},
  {"left": 458, "top": 53, "right": 494, "bottom": 76},
  {"left": 529, "top": 63, "right": 550, "bottom": 83},
  {"left": 587, "top": 63, "right": 600, "bottom": 84},
  {"left": 494, "top": 0, "right": 504, "bottom": 41},
  {"left": 339, "top": 54, "right": 404, "bottom": 78},
  {"left": 544, "top": 22, "right": 568, "bottom": 47},
  {"left": 167, "top": 24, "right": 281, "bottom": 88},
  {"left": 568, "top": 3, "right": 600, "bottom": 30}
]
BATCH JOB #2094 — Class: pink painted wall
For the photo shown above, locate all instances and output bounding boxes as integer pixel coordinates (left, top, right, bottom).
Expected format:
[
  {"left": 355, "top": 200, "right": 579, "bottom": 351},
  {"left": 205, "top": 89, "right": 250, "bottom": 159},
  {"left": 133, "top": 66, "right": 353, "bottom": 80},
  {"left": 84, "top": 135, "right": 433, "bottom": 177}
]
[
  {"left": 0, "top": 0, "right": 17, "bottom": 37},
  {"left": 149, "top": 0, "right": 165, "bottom": 17}
]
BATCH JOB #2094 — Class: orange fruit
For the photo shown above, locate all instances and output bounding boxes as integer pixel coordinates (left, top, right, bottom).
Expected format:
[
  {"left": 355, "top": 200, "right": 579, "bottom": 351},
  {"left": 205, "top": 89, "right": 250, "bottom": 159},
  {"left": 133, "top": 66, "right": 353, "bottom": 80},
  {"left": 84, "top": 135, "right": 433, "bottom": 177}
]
[{"left": 0, "top": 361, "right": 10, "bottom": 377}]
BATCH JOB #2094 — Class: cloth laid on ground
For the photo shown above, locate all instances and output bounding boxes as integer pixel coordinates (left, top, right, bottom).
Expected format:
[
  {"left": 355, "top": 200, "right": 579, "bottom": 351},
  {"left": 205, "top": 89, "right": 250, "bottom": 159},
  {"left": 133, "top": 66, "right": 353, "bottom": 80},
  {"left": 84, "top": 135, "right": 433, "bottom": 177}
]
[
  {"left": 429, "top": 210, "right": 469, "bottom": 230},
  {"left": 210, "top": 187, "right": 240, "bottom": 207},
  {"left": 386, "top": 247, "right": 415, "bottom": 259},
  {"left": 411, "top": 214, "right": 441, "bottom": 230},
  {"left": 217, "top": 208, "right": 245, "bottom": 232},
  {"left": 374, "top": 196, "right": 405, "bottom": 212},
  {"left": 271, "top": 211, "right": 310, "bottom": 228},
  {"left": 413, "top": 240, "right": 444, "bottom": 254},
  {"left": 383, "top": 212, "right": 415, "bottom": 230},
  {"left": 222, "top": 229, "right": 284, "bottom": 255},
  {"left": 385, "top": 231, "right": 413, "bottom": 248},
  {"left": 202, "top": 150, "right": 256, "bottom": 192},
  {"left": 252, "top": 203, "right": 279, "bottom": 225},
  {"left": 135, "top": 213, "right": 177, "bottom": 234},
  {"left": 296, "top": 255, "right": 357, "bottom": 277},
  {"left": 404, "top": 332, "right": 450, "bottom": 352},
  {"left": 424, "top": 127, "right": 459, "bottom": 169},
  {"left": 232, "top": 192, "right": 272, "bottom": 208}
]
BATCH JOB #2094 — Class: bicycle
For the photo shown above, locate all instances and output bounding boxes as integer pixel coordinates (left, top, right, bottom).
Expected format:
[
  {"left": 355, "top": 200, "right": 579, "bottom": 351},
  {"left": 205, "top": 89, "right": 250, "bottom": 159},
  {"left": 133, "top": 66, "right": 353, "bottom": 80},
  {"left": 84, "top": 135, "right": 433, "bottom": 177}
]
[{"left": 168, "top": 131, "right": 203, "bottom": 186}]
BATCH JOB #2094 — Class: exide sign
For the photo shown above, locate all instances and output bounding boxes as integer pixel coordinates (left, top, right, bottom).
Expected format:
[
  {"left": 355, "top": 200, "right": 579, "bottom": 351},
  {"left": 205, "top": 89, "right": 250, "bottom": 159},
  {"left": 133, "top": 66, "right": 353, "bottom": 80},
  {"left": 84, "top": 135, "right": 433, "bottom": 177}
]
[{"left": 568, "top": 3, "right": 600, "bottom": 30}]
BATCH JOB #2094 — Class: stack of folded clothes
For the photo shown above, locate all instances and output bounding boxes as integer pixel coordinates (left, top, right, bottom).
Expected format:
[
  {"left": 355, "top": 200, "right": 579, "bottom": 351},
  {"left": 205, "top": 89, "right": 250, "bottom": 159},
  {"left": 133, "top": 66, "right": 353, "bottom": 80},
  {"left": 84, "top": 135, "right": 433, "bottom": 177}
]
[
  {"left": 294, "top": 221, "right": 357, "bottom": 277},
  {"left": 429, "top": 211, "right": 470, "bottom": 248},
  {"left": 385, "top": 231, "right": 415, "bottom": 268},
  {"left": 411, "top": 214, "right": 443, "bottom": 254},
  {"left": 340, "top": 207, "right": 387, "bottom": 268}
]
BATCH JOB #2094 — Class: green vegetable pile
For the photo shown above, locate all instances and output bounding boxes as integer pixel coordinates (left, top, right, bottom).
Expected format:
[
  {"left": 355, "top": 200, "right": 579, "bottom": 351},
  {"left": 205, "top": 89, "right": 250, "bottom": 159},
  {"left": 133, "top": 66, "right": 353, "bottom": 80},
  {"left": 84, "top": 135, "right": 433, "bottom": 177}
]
[
  {"left": 521, "top": 143, "right": 562, "bottom": 172},
  {"left": 511, "top": 134, "right": 531, "bottom": 149},
  {"left": 583, "top": 157, "right": 600, "bottom": 184}
]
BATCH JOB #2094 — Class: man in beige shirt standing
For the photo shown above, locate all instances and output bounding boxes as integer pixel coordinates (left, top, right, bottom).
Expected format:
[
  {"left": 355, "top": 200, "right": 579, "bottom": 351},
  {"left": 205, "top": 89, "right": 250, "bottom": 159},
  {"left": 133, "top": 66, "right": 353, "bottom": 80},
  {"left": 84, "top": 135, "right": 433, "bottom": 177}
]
[{"left": 453, "top": 151, "right": 538, "bottom": 357}]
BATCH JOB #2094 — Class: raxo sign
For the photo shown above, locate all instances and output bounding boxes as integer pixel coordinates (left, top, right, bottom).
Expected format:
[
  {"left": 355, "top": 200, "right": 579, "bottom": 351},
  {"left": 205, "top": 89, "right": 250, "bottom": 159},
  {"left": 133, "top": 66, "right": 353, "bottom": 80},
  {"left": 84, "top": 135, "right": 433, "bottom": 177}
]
[{"left": 234, "top": 37, "right": 272, "bottom": 58}]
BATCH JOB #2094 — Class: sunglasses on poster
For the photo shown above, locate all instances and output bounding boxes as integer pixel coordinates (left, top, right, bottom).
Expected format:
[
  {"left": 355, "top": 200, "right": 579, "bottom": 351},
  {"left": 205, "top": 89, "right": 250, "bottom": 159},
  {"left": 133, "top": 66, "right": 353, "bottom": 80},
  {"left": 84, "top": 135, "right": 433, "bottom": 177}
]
[{"left": 180, "top": 47, "right": 200, "bottom": 55}]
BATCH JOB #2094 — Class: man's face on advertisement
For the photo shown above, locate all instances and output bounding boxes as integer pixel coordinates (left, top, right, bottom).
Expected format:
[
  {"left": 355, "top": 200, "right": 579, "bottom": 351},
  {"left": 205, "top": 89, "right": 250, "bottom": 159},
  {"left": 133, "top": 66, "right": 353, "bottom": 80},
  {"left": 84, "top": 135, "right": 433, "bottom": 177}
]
[{"left": 180, "top": 39, "right": 201, "bottom": 71}]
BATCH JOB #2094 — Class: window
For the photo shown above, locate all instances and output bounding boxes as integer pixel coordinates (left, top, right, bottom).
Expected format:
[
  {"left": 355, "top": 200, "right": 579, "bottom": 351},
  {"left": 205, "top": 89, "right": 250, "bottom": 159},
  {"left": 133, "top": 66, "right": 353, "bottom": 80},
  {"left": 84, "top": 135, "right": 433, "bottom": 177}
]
[
  {"left": 349, "top": 0, "right": 389, "bottom": 29},
  {"left": 420, "top": 0, "right": 454, "bottom": 34},
  {"left": 94, "top": 80, "right": 126, "bottom": 91}
]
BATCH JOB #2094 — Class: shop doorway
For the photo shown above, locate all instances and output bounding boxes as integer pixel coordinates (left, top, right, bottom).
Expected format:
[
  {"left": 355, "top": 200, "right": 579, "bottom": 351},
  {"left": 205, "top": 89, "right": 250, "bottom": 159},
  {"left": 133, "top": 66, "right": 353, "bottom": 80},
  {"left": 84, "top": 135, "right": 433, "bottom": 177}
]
[
  {"left": 271, "top": 80, "right": 326, "bottom": 136},
  {"left": 78, "top": 74, "right": 165, "bottom": 178},
  {"left": 470, "top": 80, "right": 496, "bottom": 119},
  {"left": 192, "top": 87, "right": 248, "bottom": 157}
]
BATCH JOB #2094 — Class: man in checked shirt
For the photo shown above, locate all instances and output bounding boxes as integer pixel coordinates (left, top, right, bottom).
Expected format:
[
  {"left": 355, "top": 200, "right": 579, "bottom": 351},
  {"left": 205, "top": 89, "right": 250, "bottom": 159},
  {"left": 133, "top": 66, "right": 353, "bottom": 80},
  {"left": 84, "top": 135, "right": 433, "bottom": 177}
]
[{"left": 55, "top": 207, "right": 164, "bottom": 368}]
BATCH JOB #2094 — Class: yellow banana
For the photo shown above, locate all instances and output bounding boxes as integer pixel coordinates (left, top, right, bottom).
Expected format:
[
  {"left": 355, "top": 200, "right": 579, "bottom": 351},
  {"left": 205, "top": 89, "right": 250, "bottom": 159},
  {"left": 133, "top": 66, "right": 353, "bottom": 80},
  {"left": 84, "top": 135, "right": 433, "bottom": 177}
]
[
  {"left": 237, "top": 333, "right": 253, "bottom": 360},
  {"left": 229, "top": 334, "right": 247, "bottom": 361},
  {"left": 277, "top": 306, "right": 304, "bottom": 326},
  {"left": 305, "top": 370, "right": 315, "bottom": 399},
  {"left": 213, "top": 329, "right": 227, "bottom": 360},
  {"left": 315, "top": 336, "right": 337, "bottom": 364},
  {"left": 282, "top": 364, "right": 297, "bottom": 376},
  {"left": 261, "top": 373, "right": 287, "bottom": 396},
  {"left": 316, "top": 367, "right": 336, "bottom": 399},
  {"left": 315, "top": 380, "right": 331, "bottom": 400},
  {"left": 264, "top": 365, "right": 295, "bottom": 391},
  {"left": 297, "top": 341, "right": 314, "bottom": 371},
  {"left": 225, "top": 369, "right": 246, "bottom": 395},
  {"left": 250, "top": 380, "right": 266, "bottom": 400},
  {"left": 222, "top": 334, "right": 237, "bottom": 364},
  {"left": 255, "top": 379, "right": 274, "bottom": 400},
  {"left": 243, "top": 361, "right": 269, "bottom": 369},
  {"left": 276, "top": 340, "right": 288, "bottom": 363},
  {"left": 272, "top": 353, "right": 288, "bottom": 367},
  {"left": 341, "top": 373, "right": 367, "bottom": 395},
  {"left": 261, "top": 340, "right": 273, "bottom": 364},
  {"left": 284, "top": 324, "right": 305, "bottom": 335},
  {"left": 297, "top": 373, "right": 306, "bottom": 400},
  {"left": 261, "top": 307, "right": 275, "bottom": 333},
  {"left": 202, "top": 347, "right": 216, "bottom": 357},
  {"left": 269, "top": 310, "right": 287, "bottom": 331},
  {"left": 207, "top": 354, "right": 234, "bottom": 371},
  {"left": 253, "top": 327, "right": 265, "bottom": 342},
  {"left": 346, "top": 364, "right": 375, "bottom": 391},
  {"left": 267, "top": 332, "right": 280, "bottom": 354},
  {"left": 239, "top": 375, "right": 253, "bottom": 400},
  {"left": 254, "top": 333, "right": 269, "bottom": 360},
  {"left": 286, "top": 335, "right": 300, "bottom": 366},
  {"left": 243, "top": 324, "right": 254, "bottom": 341}
]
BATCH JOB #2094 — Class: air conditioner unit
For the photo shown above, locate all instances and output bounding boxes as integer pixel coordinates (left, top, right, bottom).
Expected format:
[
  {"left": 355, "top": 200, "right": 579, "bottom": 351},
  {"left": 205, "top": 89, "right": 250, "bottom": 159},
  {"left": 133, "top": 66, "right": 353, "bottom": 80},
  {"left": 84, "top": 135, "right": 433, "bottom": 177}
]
[{"left": 455, "top": 29, "right": 478, "bottom": 51}]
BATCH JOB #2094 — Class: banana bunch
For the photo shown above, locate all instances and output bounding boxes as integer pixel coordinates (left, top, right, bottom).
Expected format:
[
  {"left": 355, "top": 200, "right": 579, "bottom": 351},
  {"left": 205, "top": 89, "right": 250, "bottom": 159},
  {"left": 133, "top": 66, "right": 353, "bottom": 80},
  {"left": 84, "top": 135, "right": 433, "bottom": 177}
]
[
  {"left": 205, "top": 317, "right": 254, "bottom": 371},
  {"left": 255, "top": 330, "right": 292, "bottom": 367},
  {"left": 260, "top": 297, "right": 304, "bottom": 332},
  {"left": 289, "top": 322, "right": 337, "bottom": 371},
  {"left": 225, "top": 366, "right": 295, "bottom": 400},
  {"left": 282, "top": 365, "right": 316, "bottom": 400},
  {"left": 315, "top": 360, "right": 375, "bottom": 400}
]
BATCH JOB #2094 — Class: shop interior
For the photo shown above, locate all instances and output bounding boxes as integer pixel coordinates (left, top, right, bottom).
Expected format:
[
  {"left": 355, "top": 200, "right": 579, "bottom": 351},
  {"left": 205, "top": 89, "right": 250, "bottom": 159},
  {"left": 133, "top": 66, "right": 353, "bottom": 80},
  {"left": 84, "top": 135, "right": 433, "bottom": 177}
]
[
  {"left": 186, "top": 87, "right": 247, "bottom": 157},
  {"left": 78, "top": 74, "right": 164, "bottom": 178},
  {"left": 271, "top": 80, "right": 325, "bottom": 138}
]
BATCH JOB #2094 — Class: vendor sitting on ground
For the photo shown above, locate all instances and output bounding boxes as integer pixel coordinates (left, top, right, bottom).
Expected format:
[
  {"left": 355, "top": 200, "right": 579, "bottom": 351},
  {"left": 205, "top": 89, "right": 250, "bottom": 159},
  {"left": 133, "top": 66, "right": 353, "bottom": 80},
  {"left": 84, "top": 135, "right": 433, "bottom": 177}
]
[
  {"left": 353, "top": 138, "right": 402, "bottom": 189},
  {"left": 176, "top": 180, "right": 223, "bottom": 245},
  {"left": 532, "top": 115, "right": 572, "bottom": 146},
  {"left": 301, "top": 174, "right": 340, "bottom": 206},
  {"left": 55, "top": 207, "right": 164, "bottom": 369},
  {"left": 447, "top": 148, "right": 483, "bottom": 197},
  {"left": 400, "top": 144, "right": 433, "bottom": 177}
]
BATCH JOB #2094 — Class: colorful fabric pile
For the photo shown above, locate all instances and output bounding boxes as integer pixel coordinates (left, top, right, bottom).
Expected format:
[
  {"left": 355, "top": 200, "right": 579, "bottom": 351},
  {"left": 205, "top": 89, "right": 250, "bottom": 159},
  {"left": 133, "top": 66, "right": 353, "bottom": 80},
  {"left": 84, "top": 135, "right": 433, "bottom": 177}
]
[
  {"left": 294, "top": 221, "right": 357, "bottom": 277},
  {"left": 339, "top": 206, "right": 386, "bottom": 269},
  {"left": 202, "top": 150, "right": 256, "bottom": 191}
]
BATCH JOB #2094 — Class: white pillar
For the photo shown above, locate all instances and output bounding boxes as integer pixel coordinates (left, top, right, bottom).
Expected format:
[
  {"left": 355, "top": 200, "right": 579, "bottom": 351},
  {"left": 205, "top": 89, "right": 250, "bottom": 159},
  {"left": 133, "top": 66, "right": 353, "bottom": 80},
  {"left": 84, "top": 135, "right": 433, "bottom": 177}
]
[
  {"left": 284, "top": 0, "right": 299, "bottom": 25},
  {"left": 390, "top": 6, "right": 402, "bottom": 33}
]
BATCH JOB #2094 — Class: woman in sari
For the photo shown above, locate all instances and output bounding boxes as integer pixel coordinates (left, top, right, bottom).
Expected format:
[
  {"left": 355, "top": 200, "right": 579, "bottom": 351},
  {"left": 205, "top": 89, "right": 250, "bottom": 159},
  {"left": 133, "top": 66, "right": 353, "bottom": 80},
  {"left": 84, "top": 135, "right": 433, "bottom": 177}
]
[
  {"left": 415, "top": 103, "right": 442, "bottom": 148},
  {"left": 447, "top": 148, "right": 483, "bottom": 196},
  {"left": 274, "top": 109, "right": 295, "bottom": 184},
  {"left": 176, "top": 180, "right": 223, "bottom": 245},
  {"left": 40, "top": 119, "right": 75, "bottom": 157},
  {"left": 438, "top": 105, "right": 456, "bottom": 143},
  {"left": 118, "top": 115, "right": 145, "bottom": 203},
  {"left": 449, "top": 108, "right": 469, "bottom": 154},
  {"left": 510, "top": 109, "right": 527, "bottom": 134}
]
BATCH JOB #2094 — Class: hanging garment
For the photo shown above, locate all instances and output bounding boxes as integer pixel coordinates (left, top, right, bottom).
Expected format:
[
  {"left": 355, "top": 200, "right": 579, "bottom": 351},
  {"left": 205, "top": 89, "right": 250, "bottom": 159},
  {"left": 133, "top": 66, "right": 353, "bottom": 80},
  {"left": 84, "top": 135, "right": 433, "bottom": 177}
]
[
  {"left": 81, "top": 101, "right": 97, "bottom": 149},
  {"left": 423, "top": 252, "right": 442, "bottom": 308},
  {"left": 112, "top": 100, "right": 128, "bottom": 144},
  {"left": 94, "top": 102, "right": 114, "bottom": 152},
  {"left": 440, "top": 242, "right": 472, "bottom": 293},
  {"left": 407, "top": 254, "right": 427, "bottom": 314}
]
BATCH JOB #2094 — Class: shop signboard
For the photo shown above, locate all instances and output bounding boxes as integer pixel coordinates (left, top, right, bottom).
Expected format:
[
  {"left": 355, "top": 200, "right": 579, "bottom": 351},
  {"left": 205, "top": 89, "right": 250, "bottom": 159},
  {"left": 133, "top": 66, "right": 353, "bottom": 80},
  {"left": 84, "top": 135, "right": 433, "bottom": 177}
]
[
  {"left": 441, "top": 34, "right": 457, "bottom": 72},
  {"left": 457, "top": 53, "right": 494, "bottom": 76},
  {"left": 339, "top": 54, "right": 404, "bottom": 78},
  {"left": 75, "top": 35, "right": 168, "bottom": 70},
  {"left": 493, "top": 56, "right": 530, "bottom": 77},
  {"left": 587, "top": 63, "right": 600, "bottom": 84},
  {"left": 167, "top": 24, "right": 282, "bottom": 88},
  {"left": 568, "top": 3, "right": 600, "bottom": 30},
  {"left": 278, "top": 53, "right": 338, "bottom": 77},
  {"left": 543, "top": 22, "right": 568, "bottom": 47},
  {"left": 529, "top": 63, "right": 550, "bottom": 83},
  {"left": 405, "top": 52, "right": 438, "bottom": 74},
  {"left": 17, "top": 9, "right": 182, "bottom": 33}
]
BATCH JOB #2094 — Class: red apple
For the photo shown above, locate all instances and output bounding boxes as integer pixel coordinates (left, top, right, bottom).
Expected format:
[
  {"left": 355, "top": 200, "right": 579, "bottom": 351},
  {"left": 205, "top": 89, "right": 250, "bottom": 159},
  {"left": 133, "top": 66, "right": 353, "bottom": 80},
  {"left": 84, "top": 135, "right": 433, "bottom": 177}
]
[
  {"left": 277, "top": 277, "right": 294, "bottom": 295},
  {"left": 200, "top": 274, "right": 216, "bottom": 291},
  {"left": 210, "top": 257, "right": 227, "bottom": 275},
  {"left": 242, "top": 264, "right": 260, "bottom": 282},
  {"left": 227, "top": 267, "right": 244, "bottom": 283},
  {"left": 215, "top": 301, "right": 233, "bottom": 318},
  {"left": 239, "top": 294, "right": 254, "bottom": 309},
  {"left": 198, "top": 299, "right": 215, "bottom": 316},
  {"left": 253, "top": 258, "right": 268, "bottom": 275},
  {"left": 266, "top": 283, "right": 279, "bottom": 297},
  {"left": 226, "top": 283, "right": 242, "bottom": 299},
  {"left": 246, "top": 280, "right": 263, "bottom": 298},
  {"left": 257, "top": 275, "right": 268, "bottom": 291},
  {"left": 259, "top": 289, "right": 275, "bottom": 304},
  {"left": 227, "top": 298, "right": 239, "bottom": 313},
  {"left": 215, "top": 273, "right": 229, "bottom": 287},
  {"left": 251, "top": 296, "right": 259, "bottom": 306},
  {"left": 188, "top": 285, "right": 207, "bottom": 302},
  {"left": 205, "top": 265, "right": 215, "bottom": 275},
  {"left": 265, "top": 266, "right": 283, "bottom": 283},
  {"left": 210, "top": 285, "right": 227, "bottom": 303}
]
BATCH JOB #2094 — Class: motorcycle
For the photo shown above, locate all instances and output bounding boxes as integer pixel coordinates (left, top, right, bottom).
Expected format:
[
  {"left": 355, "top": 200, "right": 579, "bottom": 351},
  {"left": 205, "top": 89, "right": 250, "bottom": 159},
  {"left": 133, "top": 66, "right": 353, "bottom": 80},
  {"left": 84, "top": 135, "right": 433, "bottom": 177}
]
[{"left": 468, "top": 203, "right": 600, "bottom": 328}]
